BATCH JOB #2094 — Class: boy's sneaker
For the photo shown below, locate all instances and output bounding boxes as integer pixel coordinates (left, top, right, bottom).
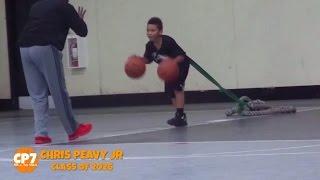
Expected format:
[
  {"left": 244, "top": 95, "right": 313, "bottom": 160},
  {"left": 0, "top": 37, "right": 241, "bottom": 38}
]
[
  {"left": 167, "top": 113, "right": 188, "bottom": 127},
  {"left": 68, "top": 123, "right": 92, "bottom": 141}
]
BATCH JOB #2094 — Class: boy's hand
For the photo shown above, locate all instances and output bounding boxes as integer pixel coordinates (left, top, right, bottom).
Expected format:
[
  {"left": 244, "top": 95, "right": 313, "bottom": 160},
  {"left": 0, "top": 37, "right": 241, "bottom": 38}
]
[
  {"left": 174, "top": 55, "right": 185, "bottom": 63},
  {"left": 128, "top": 54, "right": 139, "bottom": 59},
  {"left": 128, "top": 54, "right": 142, "bottom": 60},
  {"left": 129, "top": 55, "right": 147, "bottom": 64}
]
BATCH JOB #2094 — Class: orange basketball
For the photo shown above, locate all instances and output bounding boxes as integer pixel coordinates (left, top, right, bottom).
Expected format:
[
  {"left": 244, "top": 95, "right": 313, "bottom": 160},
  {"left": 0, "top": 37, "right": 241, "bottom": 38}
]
[
  {"left": 157, "top": 59, "right": 179, "bottom": 82},
  {"left": 125, "top": 55, "right": 146, "bottom": 79}
]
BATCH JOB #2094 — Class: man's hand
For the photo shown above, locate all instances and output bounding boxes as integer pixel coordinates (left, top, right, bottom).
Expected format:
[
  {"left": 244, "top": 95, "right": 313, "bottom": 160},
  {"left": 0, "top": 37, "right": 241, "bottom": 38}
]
[{"left": 78, "top": 6, "right": 86, "bottom": 19}]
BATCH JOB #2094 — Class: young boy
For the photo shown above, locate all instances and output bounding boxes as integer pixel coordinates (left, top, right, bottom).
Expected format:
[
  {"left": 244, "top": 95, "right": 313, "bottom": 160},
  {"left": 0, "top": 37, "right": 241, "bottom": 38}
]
[{"left": 143, "top": 17, "right": 190, "bottom": 127}]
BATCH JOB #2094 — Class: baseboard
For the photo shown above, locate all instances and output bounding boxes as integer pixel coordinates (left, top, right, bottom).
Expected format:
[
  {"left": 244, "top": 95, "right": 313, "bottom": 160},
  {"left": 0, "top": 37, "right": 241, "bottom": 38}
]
[{"left": 4, "top": 86, "right": 320, "bottom": 110}]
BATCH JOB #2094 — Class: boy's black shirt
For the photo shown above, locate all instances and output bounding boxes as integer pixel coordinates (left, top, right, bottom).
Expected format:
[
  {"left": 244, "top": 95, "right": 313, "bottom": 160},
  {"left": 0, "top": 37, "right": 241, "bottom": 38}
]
[{"left": 144, "top": 35, "right": 190, "bottom": 66}]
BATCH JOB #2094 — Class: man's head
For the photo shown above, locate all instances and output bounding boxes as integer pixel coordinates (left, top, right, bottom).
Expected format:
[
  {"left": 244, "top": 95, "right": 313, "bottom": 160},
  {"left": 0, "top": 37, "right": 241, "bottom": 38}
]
[{"left": 147, "top": 17, "right": 163, "bottom": 42}]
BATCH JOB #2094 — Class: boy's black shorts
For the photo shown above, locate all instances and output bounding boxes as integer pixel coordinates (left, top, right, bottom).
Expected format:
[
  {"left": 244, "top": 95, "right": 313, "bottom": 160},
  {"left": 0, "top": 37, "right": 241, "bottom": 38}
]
[{"left": 165, "top": 63, "right": 190, "bottom": 98}]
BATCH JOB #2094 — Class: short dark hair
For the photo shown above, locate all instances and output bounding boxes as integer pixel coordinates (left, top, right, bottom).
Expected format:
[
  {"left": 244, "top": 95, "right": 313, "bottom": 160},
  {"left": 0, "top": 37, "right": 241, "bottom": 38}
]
[{"left": 147, "top": 17, "right": 163, "bottom": 31}]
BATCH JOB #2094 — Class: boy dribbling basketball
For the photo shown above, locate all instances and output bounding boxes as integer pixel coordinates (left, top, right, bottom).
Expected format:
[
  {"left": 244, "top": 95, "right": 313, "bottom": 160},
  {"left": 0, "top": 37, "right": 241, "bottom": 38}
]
[{"left": 143, "top": 17, "right": 191, "bottom": 127}]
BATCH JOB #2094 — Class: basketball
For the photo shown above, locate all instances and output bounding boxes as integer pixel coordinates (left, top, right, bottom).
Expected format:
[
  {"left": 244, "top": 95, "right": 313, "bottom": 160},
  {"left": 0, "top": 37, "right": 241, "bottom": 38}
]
[
  {"left": 124, "top": 55, "right": 146, "bottom": 79},
  {"left": 157, "top": 59, "right": 179, "bottom": 82}
]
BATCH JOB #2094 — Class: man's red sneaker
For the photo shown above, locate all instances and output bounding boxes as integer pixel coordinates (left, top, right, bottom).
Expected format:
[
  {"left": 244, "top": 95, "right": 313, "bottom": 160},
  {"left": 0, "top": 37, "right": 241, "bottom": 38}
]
[
  {"left": 35, "top": 136, "right": 52, "bottom": 144},
  {"left": 68, "top": 123, "right": 92, "bottom": 141}
]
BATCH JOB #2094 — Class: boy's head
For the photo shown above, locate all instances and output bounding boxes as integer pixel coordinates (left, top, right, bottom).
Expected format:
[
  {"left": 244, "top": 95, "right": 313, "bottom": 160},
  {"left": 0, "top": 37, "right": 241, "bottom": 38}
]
[{"left": 147, "top": 17, "right": 163, "bottom": 42}]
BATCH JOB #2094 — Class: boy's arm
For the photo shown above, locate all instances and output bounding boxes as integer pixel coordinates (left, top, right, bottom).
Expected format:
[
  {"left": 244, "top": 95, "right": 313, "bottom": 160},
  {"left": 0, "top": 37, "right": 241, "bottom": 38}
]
[
  {"left": 142, "top": 57, "right": 150, "bottom": 64},
  {"left": 143, "top": 44, "right": 153, "bottom": 64},
  {"left": 60, "top": 3, "right": 88, "bottom": 37},
  {"left": 168, "top": 37, "right": 186, "bottom": 63}
]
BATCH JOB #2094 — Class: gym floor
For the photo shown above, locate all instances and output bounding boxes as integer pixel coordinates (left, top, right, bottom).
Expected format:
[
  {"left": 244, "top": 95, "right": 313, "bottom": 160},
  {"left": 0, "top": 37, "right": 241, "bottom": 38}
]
[{"left": 1, "top": 99, "right": 320, "bottom": 180}]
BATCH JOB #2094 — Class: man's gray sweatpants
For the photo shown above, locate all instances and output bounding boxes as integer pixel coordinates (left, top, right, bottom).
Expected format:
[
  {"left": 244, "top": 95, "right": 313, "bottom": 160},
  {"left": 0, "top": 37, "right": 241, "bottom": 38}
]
[{"left": 20, "top": 45, "right": 78, "bottom": 136}]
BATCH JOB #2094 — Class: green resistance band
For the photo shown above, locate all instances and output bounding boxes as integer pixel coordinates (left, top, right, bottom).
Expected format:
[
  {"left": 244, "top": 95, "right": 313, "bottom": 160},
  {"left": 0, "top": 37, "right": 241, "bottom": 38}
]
[{"left": 189, "top": 59, "right": 247, "bottom": 113}]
